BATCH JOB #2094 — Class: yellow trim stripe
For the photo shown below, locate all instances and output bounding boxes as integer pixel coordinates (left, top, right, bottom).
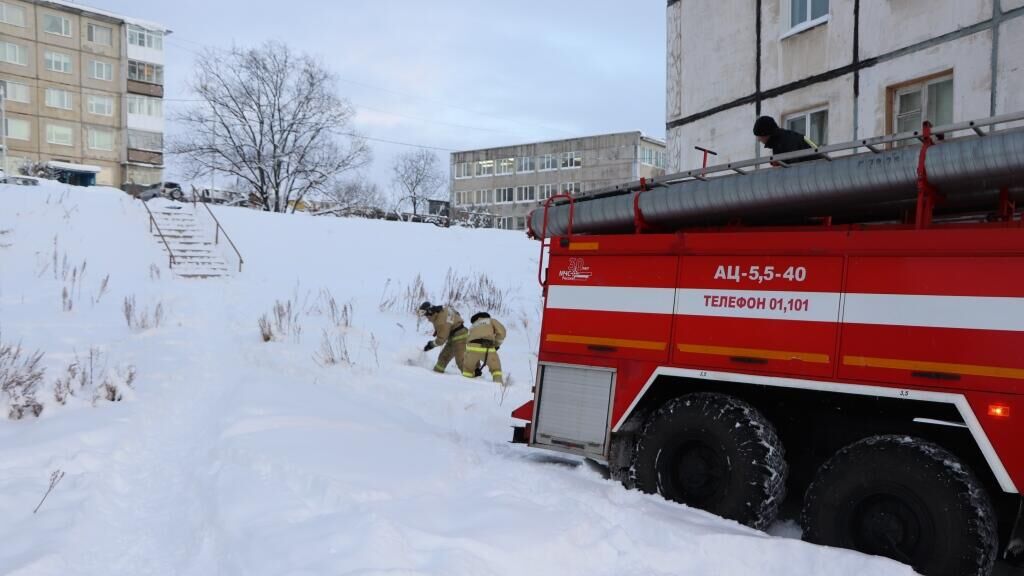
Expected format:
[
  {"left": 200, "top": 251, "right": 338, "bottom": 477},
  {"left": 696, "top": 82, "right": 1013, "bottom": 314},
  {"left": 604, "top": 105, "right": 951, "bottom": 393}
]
[
  {"left": 568, "top": 242, "right": 599, "bottom": 251},
  {"left": 678, "top": 343, "right": 830, "bottom": 364},
  {"left": 546, "top": 334, "right": 666, "bottom": 351},
  {"left": 843, "top": 356, "right": 1024, "bottom": 381}
]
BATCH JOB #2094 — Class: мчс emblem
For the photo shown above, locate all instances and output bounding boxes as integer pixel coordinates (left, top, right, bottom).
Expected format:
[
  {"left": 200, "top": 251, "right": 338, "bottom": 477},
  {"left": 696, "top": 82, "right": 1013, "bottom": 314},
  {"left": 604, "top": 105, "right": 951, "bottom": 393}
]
[{"left": 558, "top": 257, "right": 593, "bottom": 282}]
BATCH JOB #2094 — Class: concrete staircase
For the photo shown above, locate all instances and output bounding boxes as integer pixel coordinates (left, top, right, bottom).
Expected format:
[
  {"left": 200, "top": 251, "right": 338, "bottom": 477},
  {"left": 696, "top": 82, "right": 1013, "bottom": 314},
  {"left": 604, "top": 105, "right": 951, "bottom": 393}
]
[{"left": 149, "top": 204, "right": 231, "bottom": 279}]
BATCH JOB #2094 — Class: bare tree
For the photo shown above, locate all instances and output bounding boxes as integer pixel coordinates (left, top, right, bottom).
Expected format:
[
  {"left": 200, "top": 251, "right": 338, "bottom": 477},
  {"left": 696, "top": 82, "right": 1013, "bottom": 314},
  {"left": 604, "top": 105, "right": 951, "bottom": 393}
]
[
  {"left": 323, "top": 179, "right": 386, "bottom": 212},
  {"left": 170, "top": 42, "right": 370, "bottom": 213},
  {"left": 391, "top": 150, "right": 446, "bottom": 216}
]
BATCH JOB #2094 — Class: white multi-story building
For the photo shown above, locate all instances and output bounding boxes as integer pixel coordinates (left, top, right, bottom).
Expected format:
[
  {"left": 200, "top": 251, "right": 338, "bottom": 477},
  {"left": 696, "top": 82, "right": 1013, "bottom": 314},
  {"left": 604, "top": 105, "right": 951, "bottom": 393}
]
[
  {"left": 0, "top": 0, "right": 169, "bottom": 186},
  {"left": 665, "top": 0, "right": 1024, "bottom": 171}
]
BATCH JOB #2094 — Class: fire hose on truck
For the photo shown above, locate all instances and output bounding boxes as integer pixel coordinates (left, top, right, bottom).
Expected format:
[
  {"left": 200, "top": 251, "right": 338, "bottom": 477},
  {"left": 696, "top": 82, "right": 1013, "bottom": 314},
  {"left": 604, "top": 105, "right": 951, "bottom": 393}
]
[{"left": 513, "top": 112, "right": 1024, "bottom": 576}]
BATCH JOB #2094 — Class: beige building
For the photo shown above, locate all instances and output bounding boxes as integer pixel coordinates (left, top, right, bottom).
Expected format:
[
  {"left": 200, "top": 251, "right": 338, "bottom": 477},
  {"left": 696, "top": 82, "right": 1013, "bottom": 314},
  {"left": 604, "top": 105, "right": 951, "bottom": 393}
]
[
  {"left": 0, "top": 0, "right": 169, "bottom": 186},
  {"left": 450, "top": 132, "right": 666, "bottom": 230},
  {"left": 666, "top": 0, "right": 1024, "bottom": 171}
]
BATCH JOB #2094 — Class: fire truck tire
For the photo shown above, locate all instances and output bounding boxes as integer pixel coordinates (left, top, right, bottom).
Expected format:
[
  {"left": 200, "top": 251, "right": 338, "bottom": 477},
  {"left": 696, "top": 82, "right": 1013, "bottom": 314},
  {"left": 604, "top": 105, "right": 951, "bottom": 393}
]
[
  {"left": 801, "top": 435, "right": 997, "bottom": 576},
  {"left": 631, "top": 392, "right": 786, "bottom": 531}
]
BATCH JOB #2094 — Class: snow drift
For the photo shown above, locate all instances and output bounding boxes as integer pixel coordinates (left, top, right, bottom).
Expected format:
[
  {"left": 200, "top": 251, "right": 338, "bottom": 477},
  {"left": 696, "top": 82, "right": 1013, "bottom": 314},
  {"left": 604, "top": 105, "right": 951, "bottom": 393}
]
[{"left": 0, "top": 181, "right": 914, "bottom": 575}]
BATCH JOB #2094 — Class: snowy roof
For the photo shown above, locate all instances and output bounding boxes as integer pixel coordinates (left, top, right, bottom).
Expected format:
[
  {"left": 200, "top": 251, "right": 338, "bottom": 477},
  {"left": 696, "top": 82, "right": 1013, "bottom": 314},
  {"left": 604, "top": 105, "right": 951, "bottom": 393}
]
[
  {"left": 35, "top": 0, "right": 171, "bottom": 32},
  {"left": 47, "top": 160, "right": 102, "bottom": 173}
]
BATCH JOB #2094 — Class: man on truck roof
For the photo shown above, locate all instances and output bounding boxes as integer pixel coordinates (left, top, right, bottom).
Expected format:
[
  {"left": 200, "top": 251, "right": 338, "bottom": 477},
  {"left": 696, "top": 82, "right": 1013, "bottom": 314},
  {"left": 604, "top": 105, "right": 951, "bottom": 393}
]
[{"left": 753, "top": 115, "right": 819, "bottom": 162}]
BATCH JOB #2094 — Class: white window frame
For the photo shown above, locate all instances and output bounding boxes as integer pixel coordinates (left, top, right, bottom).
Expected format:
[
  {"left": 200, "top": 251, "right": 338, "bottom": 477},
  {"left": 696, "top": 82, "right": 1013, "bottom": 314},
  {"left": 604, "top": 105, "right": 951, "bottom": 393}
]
[
  {"left": 782, "top": 0, "right": 830, "bottom": 40},
  {"left": 2, "top": 41, "right": 27, "bottom": 66},
  {"left": 90, "top": 60, "right": 113, "bottom": 81},
  {"left": 454, "top": 162, "right": 472, "bottom": 180},
  {"left": 88, "top": 127, "right": 114, "bottom": 151},
  {"left": 128, "top": 25, "right": 163, "bottom": 50},
  {"left": 45, "top": 50, "right": 73, "bottom": 74},
  {"left": 45, "top": 87, "right": 73, "bottom": 110},
  {"left": 560, "top": 182, "right": 581, "bottom": 196},
  {"left": 87, "top": 23, "right": 113, "bottom": 46},
  {"left": 515, "top": 185, "right": 536, "bottom": 203},
  {"left": 783, "top": 105, "right": 829, "bottom": 146},
  {"left": 516, "top": 155, "right": 534, "bottom": 173},
  {"left": 538, "top": 183, "right": 556, "bottom": 201},
  {"left": 496, "top": 157, "right": 514, "bottom": 176},
  {"left": 560, "top": 151, "right": 582, "bottom": 169},
  {"left": 43, "top": 13, "right": 72, "bottom": 37},
  {"left": 538, "top": 154, "right": 557, "bottom": 171},
  {"left": 0, "top": 2, "right": 26, "bottom": 27},
  {"left": 87, "top": 94, "right": 113, "bottom": 116},
  {"left": 494, "top": 187, "right": 515, "bottom": 204},
  {"left": 893, "top": 75, "right": 954, "bottom": 136},
  {"left": 475, "top": 160, "right": 494, "bottom": 178},
  {"left": 0, "top": 79, "right": 30, "bottom": 103},
  {"left": 127, "top": 94, "right": 163, "bottom": 117},
  {"left": 128, "top": 60, "right": 164, "bottom": 85},
  {"left": 4, "top": 117, "right": 29, "bottom": 140},
  {"left": 46, "top": 123, "right": 73, "bottom": 146}
]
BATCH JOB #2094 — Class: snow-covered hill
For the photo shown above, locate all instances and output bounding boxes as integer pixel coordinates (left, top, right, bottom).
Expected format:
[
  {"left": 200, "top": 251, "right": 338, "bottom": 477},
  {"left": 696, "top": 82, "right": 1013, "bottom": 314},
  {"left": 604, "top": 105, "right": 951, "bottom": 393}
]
[{"left": 0, "top": 182, "right": 914, "bottom": 575}]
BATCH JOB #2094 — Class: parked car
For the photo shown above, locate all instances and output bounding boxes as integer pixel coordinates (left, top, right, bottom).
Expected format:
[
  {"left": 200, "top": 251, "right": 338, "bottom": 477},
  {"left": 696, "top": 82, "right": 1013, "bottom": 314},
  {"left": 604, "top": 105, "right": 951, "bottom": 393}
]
[
  {"left": 138, "top": 181, "right": 184, "bottom": 201},
  {"left": 4, "top": 175, "right": 41, "bottom": 186}
]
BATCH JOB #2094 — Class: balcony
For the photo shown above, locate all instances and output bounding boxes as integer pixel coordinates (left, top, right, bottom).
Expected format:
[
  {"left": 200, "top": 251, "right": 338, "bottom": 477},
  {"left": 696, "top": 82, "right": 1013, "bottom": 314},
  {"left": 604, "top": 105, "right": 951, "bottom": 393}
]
[{"left": 127, "top": 80, "right": 164, "bottom": 98}]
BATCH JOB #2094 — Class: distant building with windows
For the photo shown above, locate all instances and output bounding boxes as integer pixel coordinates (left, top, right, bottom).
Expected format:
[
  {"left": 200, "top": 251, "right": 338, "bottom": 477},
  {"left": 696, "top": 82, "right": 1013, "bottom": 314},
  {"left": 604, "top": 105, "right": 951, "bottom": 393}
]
[
  {"left": 450, "top": 132, "right": 666, "bottom": 230},
  {"left": 0, "top": 0, "right": 169, "bottom": 186},
  {"left": 666, "top": 0, "right": 1024, "bottom": 171}
]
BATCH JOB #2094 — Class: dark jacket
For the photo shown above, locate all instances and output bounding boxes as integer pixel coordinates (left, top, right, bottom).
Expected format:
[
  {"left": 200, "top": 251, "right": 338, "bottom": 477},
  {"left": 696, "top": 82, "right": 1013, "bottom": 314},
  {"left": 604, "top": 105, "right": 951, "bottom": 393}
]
[{"left": 753, "top": 116, "right": 819, "bottom": 163}]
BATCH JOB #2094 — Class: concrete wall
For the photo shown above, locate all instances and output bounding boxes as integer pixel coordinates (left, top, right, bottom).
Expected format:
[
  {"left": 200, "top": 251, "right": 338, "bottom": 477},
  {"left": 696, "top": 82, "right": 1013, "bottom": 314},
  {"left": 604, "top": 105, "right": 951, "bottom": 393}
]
[{"left": 666, "top": 0, "right": 1024, "bottom": 172}]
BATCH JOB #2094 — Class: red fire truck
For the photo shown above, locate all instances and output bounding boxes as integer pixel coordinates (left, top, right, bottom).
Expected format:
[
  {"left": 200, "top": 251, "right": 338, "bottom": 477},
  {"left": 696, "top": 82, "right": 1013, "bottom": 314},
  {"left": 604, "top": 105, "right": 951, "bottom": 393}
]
[{"left": 512, "top": 114, "right": 1024, "bottom": 576}]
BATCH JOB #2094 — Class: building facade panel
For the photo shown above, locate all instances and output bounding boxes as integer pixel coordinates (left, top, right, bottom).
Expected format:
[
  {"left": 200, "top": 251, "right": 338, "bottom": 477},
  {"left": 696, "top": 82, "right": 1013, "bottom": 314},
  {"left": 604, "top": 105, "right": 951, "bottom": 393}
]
[
  {"left": 0, "top": 33, "right": 37, "bottom": 77},
  {"left": 667, "top": 103, "right": 756, "bottom": 172},
  {"left": 0, "top": 0, "right": 35, "bottom": 41},
  {"left": 859, "top": 0, "right": 993, "bottom": 60},
  {"left": 34, "top": 6, "right": 78, "bottom": 51},
  {"left": 760, "top": 0, "right": 855, "bottom": 91},
  {"left": 996, "top": 14, "right": 1024, "bottom": 117}
]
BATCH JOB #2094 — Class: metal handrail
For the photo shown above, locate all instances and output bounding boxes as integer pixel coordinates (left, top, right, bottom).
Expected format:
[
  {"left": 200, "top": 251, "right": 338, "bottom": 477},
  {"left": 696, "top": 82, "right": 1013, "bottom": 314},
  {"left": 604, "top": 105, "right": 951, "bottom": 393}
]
[
  {"left": 139, "top": 198, "right": 176, "bottom": 269},
  {"left": 193, "top": 193, "right": 244, "bottom": 272},
  {"left": 553, "top": 109, "right": 1024, "bottom": 205}
]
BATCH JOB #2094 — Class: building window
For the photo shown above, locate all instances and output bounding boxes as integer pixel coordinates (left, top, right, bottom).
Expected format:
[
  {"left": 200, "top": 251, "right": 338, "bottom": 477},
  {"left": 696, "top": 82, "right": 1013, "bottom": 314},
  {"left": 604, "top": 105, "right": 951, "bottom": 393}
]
[
  {"left": 46, "top": 124, "right": 73, "bottom": 146},
  {"left": 516, "top": 186, "right": 535, "bottom": 203},
  {"left": 894, "top": 75, "right": 953, "bottom": 134},
  {"left": 90, "top": 60, "right": 114, "bottom": 81},
  {"left": 45, "top": 51, "right": 73, "bottom": 74},
  {"left": 2, "top": 41, "right": 27, "bottom": 66},
  {"left": 494, "top": 216, "right": 511, "bottom": 230},
  {"left": 87, "top": 94, "right": 114, "bottom": 116},
  {"left": 791, "top": 0, "right": 829, "bottom": 29},
  {"left": 127, "top": 94, "right": 163, "bottom": 117},
  {"left": 538, "top": 183, "right": 556, "bottom": 201},
  {"left": 496, "top": 157, "right": 514, "bottom": 176},
  {"left": 87, "top": 23, "right": 113, "bottom": 46},
  {"left": 495, "top": 187, "right": 515, "bottom": 203},
  {"left": 45, "top": 88, "right": 73, "bottom": 110},
  {"left": 477, "top": 189, "right": 494, "bottom": 204},
  {"left": 640, "top": 146, "right": 666, "bottom": 169},
  {"left": 0, "top": 2, "right": 26, "bottom": 27},
  {"left": 88, "top": 127, "right": 114, "bottom": 151},
  {"left": 128, "top": 60, "right": 164, "bottom": 85},
  {"left": 516, "top": 156, "right": 534, "bottom": 173},
  {"left": 0, "top": 79, "right": 30, "bottom": 103},
  {"left": 128, "top": 25, "right": 163, "bottom": 50},
  {"left": 560, "top": 182, "right": 581, "bottom": 195},
  {"left": 4, "top": 117, "right": 29, "bottom": 140},
  {"left": 43, "top": 14, "right": 72, "bottom": 37},
  {"left": 539, "top": 154, "right": 557, "bottom": 171},
  {"left": 475, "top": 160, "right": 494, "bottom": 177},
  {"left": 784, "top": 107, "right": 828, "bottom": 146},
  {"left": 560, "top": 151, "right": 582, "bottom": 169},
  {"left": 514, "top": 217, "right": 526, "bottom": 230},
  {"left": 454, "top": 162, "right": 472, "bottom": 179},
  {"left": 128, "top": 130, "right": 162, "bottom": 151}
]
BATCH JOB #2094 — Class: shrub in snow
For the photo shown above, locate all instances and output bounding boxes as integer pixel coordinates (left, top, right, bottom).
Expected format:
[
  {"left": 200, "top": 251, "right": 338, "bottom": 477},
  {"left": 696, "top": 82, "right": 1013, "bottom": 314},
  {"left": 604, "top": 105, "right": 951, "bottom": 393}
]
[
  {"left": 0, "top": 334, "right": 46, "bottom": 420},
  {"left": 258, "top": 300, "right": 302, "bottom": 342},
  {"left": 53, "top": 348, "right": 136, "bottom": 405},
  {"left": 306, "top": 289, "right": 352, "bottom": 328},
  {"left": 313, "top": 328, "right": 351, "bottom": 367},
  {"left": 123, "top": 295, "right": 164, "bottom": 332}
]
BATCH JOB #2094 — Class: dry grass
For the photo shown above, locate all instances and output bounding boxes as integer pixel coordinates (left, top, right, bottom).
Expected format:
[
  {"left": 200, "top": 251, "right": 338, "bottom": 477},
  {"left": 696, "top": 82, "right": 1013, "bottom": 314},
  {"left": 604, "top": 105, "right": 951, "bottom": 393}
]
[
  {"left": 379, "top": 269, "right": 512, "bottom": 319},
  {"left": 53, "top": 348, "right": 136, "bottom": 404},
  {"left": 123, "top": 295, "right": 164, "bottom": 331},
  {"left": 259, "top": 299, "right": 302, "bottom": 342},
  {"left": 313, "top": 328, "right": 351, "bottom": 367},
  {"left": 1, "top": 332, "right": 46, "bottom": 419}
]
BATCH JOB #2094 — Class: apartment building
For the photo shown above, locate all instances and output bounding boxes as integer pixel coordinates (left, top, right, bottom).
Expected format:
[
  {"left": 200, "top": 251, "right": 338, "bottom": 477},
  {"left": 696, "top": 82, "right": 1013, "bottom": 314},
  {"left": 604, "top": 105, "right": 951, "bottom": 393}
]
[
  {"left": 0, "top": 0, "right": 169, "bottom": 186},
  {"left": 450, "top": 132, "right": 666, "bottom": 230},
  {"left": 665, "top": 0, "right": 1024, "bottom": 171}
]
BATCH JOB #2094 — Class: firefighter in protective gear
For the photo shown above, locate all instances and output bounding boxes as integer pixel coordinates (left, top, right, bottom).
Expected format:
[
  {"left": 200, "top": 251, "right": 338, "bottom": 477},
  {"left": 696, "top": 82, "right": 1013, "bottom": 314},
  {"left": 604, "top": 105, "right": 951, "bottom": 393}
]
[
  {"left": 418, "top": 301, "right": 468, "bottom": 374},
  {"left": 462, "top": 312, "right": 507, "bottom": 384}
]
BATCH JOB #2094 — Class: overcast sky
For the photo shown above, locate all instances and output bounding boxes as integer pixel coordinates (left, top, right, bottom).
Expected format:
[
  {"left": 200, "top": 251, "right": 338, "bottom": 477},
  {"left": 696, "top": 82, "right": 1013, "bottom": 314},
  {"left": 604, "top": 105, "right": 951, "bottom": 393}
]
[{"left": 76, "top": 0, "right": 667, "bottom": 189}]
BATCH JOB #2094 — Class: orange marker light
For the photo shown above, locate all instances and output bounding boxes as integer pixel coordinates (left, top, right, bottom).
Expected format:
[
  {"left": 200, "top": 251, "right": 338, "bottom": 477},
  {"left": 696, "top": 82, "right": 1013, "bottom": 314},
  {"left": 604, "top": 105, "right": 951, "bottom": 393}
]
[{"left": 988, "top": 404, "right": 1011, "bottom": 418}]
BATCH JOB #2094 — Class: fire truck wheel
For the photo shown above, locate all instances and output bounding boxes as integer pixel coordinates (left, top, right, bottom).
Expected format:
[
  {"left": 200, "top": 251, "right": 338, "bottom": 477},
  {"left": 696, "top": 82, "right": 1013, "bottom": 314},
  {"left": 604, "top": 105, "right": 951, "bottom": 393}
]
[
  {"left": 801, "top": 435, "right": 997, "bottom": 576},
  {"left": 631, "top": 392, "right": 786, "bottom": 531}
]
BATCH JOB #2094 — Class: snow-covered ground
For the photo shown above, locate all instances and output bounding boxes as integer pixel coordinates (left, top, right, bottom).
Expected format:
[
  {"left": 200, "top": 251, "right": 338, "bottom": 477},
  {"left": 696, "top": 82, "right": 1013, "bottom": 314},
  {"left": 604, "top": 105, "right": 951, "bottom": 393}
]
[{"left": 0, "top": 182, "right": 915, "bottom": 575}]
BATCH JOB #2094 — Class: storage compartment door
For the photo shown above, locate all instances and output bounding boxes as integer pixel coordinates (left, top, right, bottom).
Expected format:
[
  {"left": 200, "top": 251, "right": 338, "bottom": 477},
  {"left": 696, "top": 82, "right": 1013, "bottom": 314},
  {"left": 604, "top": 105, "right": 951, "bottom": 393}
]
[{"left": 533, "top": 364, "right": 614, "bottom": 459}]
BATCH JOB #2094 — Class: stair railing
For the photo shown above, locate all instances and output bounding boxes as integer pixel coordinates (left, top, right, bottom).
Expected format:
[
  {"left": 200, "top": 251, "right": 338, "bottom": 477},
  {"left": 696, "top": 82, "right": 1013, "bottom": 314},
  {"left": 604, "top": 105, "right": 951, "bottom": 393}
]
[
  {"left": 192, "top": 192, "right": 244, "bottom": 272},
  {"left": 140, "top": 198, "right": 176, "bottom": 269}
]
